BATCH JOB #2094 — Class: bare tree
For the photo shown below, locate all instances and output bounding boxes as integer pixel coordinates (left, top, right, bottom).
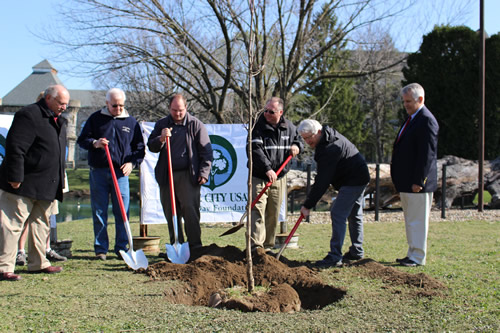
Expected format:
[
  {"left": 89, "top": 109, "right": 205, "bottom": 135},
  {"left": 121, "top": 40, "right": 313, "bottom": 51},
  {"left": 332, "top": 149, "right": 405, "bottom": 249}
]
[
  {"left": 46, "top": 0, "right": 414, "bottom": 123},
  {"left": 350, "top": 25, "right": 405, "bottom": 163}
]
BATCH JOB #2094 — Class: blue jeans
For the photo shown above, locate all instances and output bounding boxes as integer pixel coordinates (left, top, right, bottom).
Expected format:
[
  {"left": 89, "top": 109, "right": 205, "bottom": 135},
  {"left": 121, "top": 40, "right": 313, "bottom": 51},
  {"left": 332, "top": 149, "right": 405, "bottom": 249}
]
[
  {"left": 89, "top": 167, "right": 129, "bottom": 255},
  {"left": 328, "top": 185, "right": 366, "bottom": 262}
]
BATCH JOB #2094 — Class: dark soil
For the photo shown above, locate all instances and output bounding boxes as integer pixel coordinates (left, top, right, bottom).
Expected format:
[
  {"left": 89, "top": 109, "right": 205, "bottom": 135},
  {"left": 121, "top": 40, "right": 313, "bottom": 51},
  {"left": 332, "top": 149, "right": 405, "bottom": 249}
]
[{"left": 144, "top": 244, "right": 447, "bottom": 313}]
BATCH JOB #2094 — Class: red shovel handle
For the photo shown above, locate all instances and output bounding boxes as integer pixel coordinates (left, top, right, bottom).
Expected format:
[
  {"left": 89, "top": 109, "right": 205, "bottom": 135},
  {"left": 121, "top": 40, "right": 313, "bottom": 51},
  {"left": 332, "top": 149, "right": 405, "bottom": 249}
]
[
  {"left": 276, "top": 214, "right": 304, "bottom": 260},
  {"left": 166, "top": 136, "right": 176, "bottom": 216},
  {"left": 104, "top": 143, "right": 128, "bottom": 223},
  {"left": 250, "top": 154, "right": 293, "bottom": 209}
]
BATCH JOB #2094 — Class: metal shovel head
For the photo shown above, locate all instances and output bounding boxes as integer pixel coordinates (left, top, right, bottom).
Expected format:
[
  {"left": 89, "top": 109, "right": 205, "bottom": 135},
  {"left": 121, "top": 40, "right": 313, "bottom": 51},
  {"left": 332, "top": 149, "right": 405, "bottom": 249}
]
[
  {"left": 166, "top": 241, "right": 190, "bottom": 264},
  {"left": 120, "top": 248, "right": 148, "bottom": 270},
  {"left": 219, "top": 211, "right": 247, "bottom": 237}
]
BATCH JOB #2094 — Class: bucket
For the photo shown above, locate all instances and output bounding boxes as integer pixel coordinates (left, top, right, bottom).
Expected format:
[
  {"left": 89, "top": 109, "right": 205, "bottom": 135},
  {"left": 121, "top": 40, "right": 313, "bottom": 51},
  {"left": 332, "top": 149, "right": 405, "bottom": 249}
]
[
  {"left": 133, "top": 236, "right": 161, "bottom": 253},
  {"left": 274, "top": 233, "right": 299, "bottom": 249}
]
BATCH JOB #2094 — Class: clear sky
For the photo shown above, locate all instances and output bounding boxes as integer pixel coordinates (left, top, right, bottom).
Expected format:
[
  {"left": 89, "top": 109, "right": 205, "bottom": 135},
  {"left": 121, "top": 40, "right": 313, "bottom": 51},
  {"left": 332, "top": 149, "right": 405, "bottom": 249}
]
[{"left": 1, "top": 0, "right": 499, "bottom": 98}]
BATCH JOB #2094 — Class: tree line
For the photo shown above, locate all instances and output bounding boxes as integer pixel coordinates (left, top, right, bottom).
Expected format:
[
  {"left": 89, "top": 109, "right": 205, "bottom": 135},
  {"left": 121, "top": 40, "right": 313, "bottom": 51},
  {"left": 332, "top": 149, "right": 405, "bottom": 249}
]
[{"left": 48, "top": 1, "right": 500, "bottom": 162}]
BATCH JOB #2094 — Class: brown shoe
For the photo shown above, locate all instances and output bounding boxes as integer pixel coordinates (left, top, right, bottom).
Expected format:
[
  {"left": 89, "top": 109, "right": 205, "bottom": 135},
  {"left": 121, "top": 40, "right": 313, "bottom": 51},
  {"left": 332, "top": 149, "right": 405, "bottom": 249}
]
[
  {"left": 0, "top": 272, "right": 22, "bottom": 281},
  {"left": 96, "top": 253, "right": 107, "bottom": 261},
  {"left": 31, "top": 266, "right": 63, "bottom": 274}
]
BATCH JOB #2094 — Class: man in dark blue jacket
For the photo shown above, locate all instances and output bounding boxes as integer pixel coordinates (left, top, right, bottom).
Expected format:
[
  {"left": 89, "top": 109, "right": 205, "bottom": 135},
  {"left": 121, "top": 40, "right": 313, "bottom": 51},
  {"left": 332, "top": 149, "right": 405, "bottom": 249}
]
[
  {"left": 0, "top": 85, "right": 69, "bottom": 280},
  {"left": 77, "top": 88, "right": 145, "bottom": 260},
  {"left": 299, "top": 119, "right": 370, "bottom": 268},
  {"left": 391, "top": 83, "right": 439, "bottom": 267},
  {"left": 249, "top": 97, "right": 302, "bottom": 252}
]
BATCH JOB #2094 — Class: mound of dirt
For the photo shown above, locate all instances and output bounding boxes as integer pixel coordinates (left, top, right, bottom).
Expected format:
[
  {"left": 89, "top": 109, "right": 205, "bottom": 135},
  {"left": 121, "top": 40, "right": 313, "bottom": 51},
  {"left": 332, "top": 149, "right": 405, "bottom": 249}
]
[
  {"left": 145, "top": 244, "right": 447, "bottom": 312},
  {"left": 351, "top": 258, "right": 448, "bottom": 297}
]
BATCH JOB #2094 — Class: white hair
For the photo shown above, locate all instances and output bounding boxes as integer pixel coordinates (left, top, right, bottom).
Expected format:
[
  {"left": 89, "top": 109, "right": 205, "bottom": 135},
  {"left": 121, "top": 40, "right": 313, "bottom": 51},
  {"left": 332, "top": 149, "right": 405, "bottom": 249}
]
[
  {"left": 401, "top": 83, "right": 425, "bottom": 101},
  {"left": 106, "top": 88, "right": 126, "bottom": 102},
  {"left": 298, "top": 119, "right": 322, "bottom": 135}
]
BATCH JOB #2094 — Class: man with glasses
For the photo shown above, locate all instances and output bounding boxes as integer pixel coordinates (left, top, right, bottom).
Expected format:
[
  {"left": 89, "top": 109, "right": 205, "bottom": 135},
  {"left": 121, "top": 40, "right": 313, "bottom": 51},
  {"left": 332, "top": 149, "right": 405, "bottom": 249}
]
[
  {"left": 248, "top": 97, "right": 302, "bottom": 254},
  {"left": 0, "top": 85, "right": 69, "bottom": 281},
  {"left": 298, "top": 119, "right": 370, "bottom": 268},
  {"left": 77, "top": 88, "right": 145, "bottom": 261}
]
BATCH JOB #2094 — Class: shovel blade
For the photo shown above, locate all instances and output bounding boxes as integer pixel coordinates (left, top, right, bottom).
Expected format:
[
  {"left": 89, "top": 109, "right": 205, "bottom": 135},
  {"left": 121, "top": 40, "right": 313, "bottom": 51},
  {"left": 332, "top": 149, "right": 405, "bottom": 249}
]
[
  {"left": 219, "top": 223, "right": 244, "bottom": 237},
  {"left": 120, "top": 249, "right": 148, "bottom": 270},
  {"left": 166, "top": 241, "right": 190, "bottom": 264}
]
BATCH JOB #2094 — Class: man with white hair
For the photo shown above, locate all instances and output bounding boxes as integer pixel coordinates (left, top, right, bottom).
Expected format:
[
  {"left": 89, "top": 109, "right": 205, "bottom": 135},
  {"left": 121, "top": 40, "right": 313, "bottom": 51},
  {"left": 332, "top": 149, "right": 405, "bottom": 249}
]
[
  {"left": 0, "top": 85, "right": 69, "bottom": 280},
  {"left": 77, "top": 88, "right": 145, "bottom": 261},
  {"left": 391, "top": 83, "right": 439, "bottom": 267},
  {"left": 298, "top": 119, "right": 370, "bottom": 268}
]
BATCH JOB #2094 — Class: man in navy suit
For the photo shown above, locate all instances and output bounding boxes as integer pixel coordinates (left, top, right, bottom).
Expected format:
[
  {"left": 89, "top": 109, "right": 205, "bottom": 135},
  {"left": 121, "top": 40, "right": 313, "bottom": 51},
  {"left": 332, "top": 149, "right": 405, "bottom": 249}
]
[{"left": 391, "top": 83, "right": 439, "bottom": 267}]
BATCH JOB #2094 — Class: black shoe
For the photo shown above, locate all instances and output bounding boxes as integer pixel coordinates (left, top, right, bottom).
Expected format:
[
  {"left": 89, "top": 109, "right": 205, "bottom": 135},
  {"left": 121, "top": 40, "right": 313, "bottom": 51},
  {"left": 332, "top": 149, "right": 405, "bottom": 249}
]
[
  {"left": 342, "top": 252, "right": 363, "bottom": 261},
  {"left": 265, "top": 248, "right": 277, "bottom": 257},
  {"left": 396, "top": 256, "right": 409, "bottom": 264},
  {"left": 399, "top": 258, "right": 420, "bottom": 267},
  {"left": 315, "top": 255, "right": 343, "bottom": 268},
  {"left": 16, "top": 251, "right": 27, "bottom": 266},
  {"left": 46, "top": 249, "right": 67, "bottom": 262}
]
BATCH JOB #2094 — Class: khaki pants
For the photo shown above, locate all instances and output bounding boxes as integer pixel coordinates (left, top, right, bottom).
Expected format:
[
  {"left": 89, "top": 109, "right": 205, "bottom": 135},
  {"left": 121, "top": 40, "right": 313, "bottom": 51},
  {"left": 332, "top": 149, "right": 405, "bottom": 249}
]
[
  {"left": 400, "top": 192, "right": 433, "bottom": 265},
  {"left": 250, "top": 176, "right": 286, "bottom": 249},
  {"left": 0, "top": 189, "right": 55, "bottom": 272}
]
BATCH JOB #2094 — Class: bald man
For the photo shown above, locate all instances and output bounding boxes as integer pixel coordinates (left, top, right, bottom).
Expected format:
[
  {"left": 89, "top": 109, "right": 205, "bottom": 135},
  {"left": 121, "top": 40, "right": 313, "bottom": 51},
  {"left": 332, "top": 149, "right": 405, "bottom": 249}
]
[{"left": 0, "top": 85, "right": 70, "bottom": 280}]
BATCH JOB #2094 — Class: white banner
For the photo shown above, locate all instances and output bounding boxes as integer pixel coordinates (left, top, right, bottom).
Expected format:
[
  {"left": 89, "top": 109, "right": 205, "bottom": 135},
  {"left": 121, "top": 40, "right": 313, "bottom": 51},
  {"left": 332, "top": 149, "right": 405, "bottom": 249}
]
[
  {"left": 0, "top": 114, "right": 14, "bottom": 165},
  {"left": 140, "top": 122, "right": 248, "bottom": 224}
]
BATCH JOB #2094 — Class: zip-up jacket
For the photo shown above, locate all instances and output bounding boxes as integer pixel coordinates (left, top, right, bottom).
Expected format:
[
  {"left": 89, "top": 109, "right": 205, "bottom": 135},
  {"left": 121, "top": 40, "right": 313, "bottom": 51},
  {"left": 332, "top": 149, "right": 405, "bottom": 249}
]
[
  {"left": 303, "top": 126, "right": 370, "bottom": 209},
  {"left": 249, "top": 114, "right": 303, "bottom": 181},
  {"left": 77, "top": 107, "right": 145, "bottom": 170},
  {"left": 147, "top": 112, "right": 213, "bottom": 186}
]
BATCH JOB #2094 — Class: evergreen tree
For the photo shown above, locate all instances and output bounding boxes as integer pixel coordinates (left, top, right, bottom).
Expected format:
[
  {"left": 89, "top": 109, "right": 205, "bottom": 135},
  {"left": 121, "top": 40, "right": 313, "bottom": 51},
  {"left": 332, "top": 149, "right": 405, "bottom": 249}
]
[{"left": 403, "top": 26, "right": 500, "bottom": 159}]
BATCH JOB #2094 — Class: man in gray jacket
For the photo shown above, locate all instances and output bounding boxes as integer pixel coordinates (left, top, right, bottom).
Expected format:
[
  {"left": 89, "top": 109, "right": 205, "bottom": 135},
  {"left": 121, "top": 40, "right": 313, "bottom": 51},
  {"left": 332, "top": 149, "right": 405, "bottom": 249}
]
[{"left": 148, "top": 94, "right": 212, "bottom": 252}]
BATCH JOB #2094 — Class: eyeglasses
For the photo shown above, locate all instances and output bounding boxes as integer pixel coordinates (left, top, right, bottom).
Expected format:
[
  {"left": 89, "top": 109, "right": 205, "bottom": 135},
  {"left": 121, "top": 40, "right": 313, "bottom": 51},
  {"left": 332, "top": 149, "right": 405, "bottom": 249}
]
[
  {"left": 112, "top": 104, "right": 125, "bottom": 108},
  {"left": 264, "top": 109, "right": 279, "bottom": 115},
  {"left": 302, "top": 133, "right": 315, "bottom": 141}
]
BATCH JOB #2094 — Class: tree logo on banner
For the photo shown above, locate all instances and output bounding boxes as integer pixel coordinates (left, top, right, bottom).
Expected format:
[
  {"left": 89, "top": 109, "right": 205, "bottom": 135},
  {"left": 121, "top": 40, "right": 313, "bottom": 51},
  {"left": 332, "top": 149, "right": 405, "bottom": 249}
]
[{"left": 205, "top": 135, "right": 237, "bottom": 191}]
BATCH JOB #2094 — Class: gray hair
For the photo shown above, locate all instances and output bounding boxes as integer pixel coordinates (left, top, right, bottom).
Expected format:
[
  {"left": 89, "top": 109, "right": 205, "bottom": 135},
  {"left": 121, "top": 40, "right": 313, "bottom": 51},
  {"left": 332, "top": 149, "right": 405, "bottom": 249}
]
[
  {"left": 298, "top": 119, "right": 322, "bottom": 135},
  {"left": 106, "top": 88, "right": 126, "bottom": 102},
  {"left": 44, "top": 85, "right": 60, "bottom": 98},
  {"left": 401, "top": 83, "right": 425, "bottom": 101},
  {"left": 266, "top": 97, "right": 284, "bottom": 111}
]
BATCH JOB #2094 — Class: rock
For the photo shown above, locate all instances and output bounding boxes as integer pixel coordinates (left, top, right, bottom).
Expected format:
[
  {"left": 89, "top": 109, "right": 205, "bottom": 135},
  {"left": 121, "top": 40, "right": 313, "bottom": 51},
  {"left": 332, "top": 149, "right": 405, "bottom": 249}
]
[{"left": 287, "top": 155, "right": 500, "bottom": 209}]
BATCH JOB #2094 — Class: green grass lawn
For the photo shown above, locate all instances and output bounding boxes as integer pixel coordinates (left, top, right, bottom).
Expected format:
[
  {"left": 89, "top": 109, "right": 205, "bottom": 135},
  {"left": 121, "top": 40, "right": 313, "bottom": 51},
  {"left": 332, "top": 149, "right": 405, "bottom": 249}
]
[
  {"left": 1, "top": 216, "right": 498, "bottom": 332},
  {"left": 66, "top": 168, "right": 140, "bottom": 196}
]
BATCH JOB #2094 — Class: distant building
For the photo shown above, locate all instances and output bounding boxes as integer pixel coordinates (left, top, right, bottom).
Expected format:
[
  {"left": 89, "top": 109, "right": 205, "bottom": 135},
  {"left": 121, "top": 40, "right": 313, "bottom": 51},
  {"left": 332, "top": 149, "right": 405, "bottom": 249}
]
[{"left": 0, "top": 60, "right": 106, "bottom": 168}]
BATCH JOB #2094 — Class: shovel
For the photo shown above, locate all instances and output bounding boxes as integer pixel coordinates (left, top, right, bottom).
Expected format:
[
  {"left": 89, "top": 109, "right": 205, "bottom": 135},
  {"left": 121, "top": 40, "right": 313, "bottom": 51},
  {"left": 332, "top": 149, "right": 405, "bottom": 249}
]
[
  {"left": 104, "top": 144, "right": 148, "bottom": 270},
  {"left": 164, "top": 135, "right": 190, "bottom": 264},
  {"left": 275, "top": 213, "right": 304, "bottom": 260},
  {"left": 220, "top": 154, "right": 293, "bottom": 237}
]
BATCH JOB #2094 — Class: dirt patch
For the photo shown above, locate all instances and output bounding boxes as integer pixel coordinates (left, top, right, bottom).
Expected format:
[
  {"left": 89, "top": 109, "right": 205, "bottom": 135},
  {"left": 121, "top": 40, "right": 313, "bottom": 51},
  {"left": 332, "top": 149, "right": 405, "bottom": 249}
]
[
  {"left": 145, "top": 244, "right": 447, "bottom": 312},
  {"left": 351, "top": 258, "right": 448, "bottom": 297}
]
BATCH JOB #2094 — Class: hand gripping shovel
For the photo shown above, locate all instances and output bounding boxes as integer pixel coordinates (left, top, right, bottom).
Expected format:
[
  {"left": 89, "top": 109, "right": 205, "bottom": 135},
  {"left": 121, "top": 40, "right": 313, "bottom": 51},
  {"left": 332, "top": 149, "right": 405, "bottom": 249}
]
[
  {"left": 104, "top": 144, "right": 148, "bottom": 270},
  {"left": 220, "top": 154, "right": 293, "bottom": 237},
  {"left": 275, "top": 213, "right": 304, "bottom": 260},
  {"left": 164, "top": 135, "right": 190, "bottom": 264}
]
